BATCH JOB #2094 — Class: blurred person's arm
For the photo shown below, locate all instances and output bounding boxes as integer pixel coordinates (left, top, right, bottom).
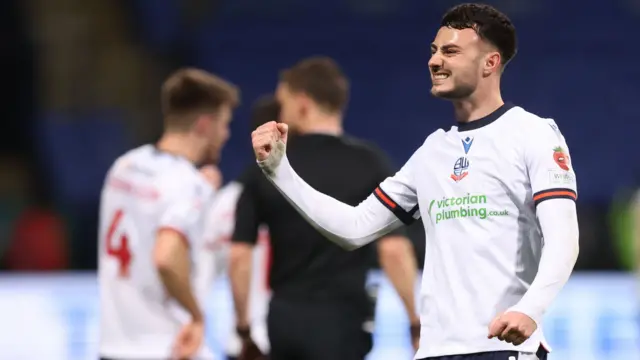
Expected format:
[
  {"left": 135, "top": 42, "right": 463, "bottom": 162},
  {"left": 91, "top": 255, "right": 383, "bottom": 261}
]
[
  {"left": 378, "top": 235, "right": 420, "bottom": 346},
  {"left": 154, "top": 187, "right": 206, "bottom": 322},
  {"left": 154, "top": 229, "right": 203, "bottom": 322},
  {"left": 371, "top": 147, "right": 420, "bottom": 347},
  {"left": 254, "top": 123, "right": 421, "bottom": 250},
  {"left": 378, "top": 234, "right": 418, "bottom": 320},
  {"left": 230, "top": 167, "right": 262, "bottom": 330}
]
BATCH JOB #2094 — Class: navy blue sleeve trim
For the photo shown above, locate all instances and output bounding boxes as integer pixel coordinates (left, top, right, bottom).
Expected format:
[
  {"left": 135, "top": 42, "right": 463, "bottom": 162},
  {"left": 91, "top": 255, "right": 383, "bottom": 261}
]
[
  {"left": 533, "top": 188, "right": 577, "bottom": 207},
  {"left": 373, "top": 186, "right": 418, "bottom": 225}
]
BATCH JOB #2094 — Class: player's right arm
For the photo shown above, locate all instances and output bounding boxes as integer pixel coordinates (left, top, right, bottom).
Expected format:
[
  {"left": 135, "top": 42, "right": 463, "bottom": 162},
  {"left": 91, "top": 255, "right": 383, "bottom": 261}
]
[
  {"left": 229, "top": 168, "right": 266, "bottom": 358},
  {"left": 252, "top": 121, "right": 420, "bottom": 250},
  {"left": 229, "top": 169, "right": 261, "bottom": 330}
]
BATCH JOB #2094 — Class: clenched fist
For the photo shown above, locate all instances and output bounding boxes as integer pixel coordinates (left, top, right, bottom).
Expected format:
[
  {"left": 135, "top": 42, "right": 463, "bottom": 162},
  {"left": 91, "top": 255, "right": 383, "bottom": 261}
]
[
  {"left": 488, "top": 311, "right": 537, "bottom": 346},
  {"left": 251, "top": 121, "right": 289, "bottom": 174}
]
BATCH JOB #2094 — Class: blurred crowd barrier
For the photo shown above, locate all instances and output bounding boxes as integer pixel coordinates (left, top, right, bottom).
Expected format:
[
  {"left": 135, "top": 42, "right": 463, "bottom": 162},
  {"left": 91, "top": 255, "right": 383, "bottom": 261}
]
[{"left": 0, "top": 271, "right": 637, "bottom": 360}]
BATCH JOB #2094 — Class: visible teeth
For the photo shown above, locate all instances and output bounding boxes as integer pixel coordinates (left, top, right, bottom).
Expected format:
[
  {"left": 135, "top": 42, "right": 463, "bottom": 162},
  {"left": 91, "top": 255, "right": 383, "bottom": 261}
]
[{"left": 434, "top": 73, "right": 449, "bottom": 79}]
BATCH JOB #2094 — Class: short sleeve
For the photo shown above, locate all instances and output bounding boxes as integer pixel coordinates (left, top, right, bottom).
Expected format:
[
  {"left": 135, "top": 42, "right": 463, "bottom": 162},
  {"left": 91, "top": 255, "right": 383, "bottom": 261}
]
[
  {"left": 231, "top": 165, "right": 262, "bottom": 245},
  {"left": 158, "top": 180, "right": 207, "bottom": 244},
  {"left": 524, "top": 120, "right": 578, "bottom": 207},
  {"left": 375, "top": 148, "right": 421, "bottom": 225}
]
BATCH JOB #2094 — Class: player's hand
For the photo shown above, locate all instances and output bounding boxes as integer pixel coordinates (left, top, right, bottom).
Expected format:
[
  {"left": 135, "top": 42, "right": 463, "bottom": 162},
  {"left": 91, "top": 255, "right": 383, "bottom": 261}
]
[
  {"left": 238, "top": 337, "right": 266, "bottom": 360},
  {"left": 172, "top": 319, "right": 204, "bottom": 359},
  {"left": 252, "top": 121, "right": 288, "bottom": 173},
  {"left": 488, "top": 311, "right": 537, "bottom": 346},
  {"left": 199, "top": 165, "right": 223, "bottom": 189},
  {"left": 410, "top": 321, "right": 420, "bottom": 352}
]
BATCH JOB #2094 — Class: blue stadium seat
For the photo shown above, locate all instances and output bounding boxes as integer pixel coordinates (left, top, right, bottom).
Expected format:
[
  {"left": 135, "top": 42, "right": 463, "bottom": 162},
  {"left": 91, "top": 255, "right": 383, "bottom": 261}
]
[{"left": 37, "top": 111, "right": 130, "bottom": 206}]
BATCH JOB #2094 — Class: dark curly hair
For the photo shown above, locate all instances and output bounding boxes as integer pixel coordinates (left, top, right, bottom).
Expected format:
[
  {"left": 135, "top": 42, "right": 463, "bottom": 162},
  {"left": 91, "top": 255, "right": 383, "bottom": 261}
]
[{"left": 441, "top": 3, "right": 518, "bottom": 67}]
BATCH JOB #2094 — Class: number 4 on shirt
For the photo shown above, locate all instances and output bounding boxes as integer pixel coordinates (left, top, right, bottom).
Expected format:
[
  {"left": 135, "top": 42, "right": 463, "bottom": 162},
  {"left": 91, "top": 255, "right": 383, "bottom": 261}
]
[{"left": 105, "top": 209, "right": 132, "bottom": 278}]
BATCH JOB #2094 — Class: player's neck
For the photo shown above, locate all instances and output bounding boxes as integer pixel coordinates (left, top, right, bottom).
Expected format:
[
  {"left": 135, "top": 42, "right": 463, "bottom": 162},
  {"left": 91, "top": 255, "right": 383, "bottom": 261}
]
[
  {"left": 452, "top": 91, "right": 504, "bottom": 123},
  {"left": 156, "top": 133, "right": 204, "bottom": 165},
  {"left": 296, "top": 115, "right": 343, "bottom": 136}
]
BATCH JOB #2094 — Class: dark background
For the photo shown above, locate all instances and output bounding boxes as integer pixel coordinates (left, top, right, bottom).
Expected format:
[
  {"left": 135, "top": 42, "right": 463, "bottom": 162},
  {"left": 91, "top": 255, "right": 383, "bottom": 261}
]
[{"left": 0, "top": 0, "right": 637, "bottom": 272}]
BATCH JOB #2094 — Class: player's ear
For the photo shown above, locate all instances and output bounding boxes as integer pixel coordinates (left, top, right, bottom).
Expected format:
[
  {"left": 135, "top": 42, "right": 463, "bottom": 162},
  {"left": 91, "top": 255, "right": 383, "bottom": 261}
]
[
  {"left": 483, "top": 51, "right": 501, "bottom": 77},
  {"left": 193, "top": 114, "right": 214, "bottom": 135},
  {"left": 192, "top": 115, "right": 207, "bottom": 134},
  {"left": 298, "top": 93, "right": 311, "bottom": 117}
]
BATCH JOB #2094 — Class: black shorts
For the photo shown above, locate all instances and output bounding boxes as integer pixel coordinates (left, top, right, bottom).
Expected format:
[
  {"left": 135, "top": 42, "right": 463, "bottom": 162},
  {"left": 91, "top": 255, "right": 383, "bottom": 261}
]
[
  {"left": 418, "top": 346, "right": 548, "bottom": 360},
  {"left": 267, "top": 296, "right": 373, "bottom": 360}
]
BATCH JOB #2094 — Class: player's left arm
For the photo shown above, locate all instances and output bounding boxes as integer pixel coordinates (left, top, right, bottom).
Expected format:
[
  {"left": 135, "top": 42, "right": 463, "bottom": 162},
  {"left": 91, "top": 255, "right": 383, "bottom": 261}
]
[
  {"left": 490, "top": 120, "right": 579, "bottom": 344},
  {"left": 155, "top": 183, "right": 206, "bottom": 323},
  {"left": 155, "top": 228, "right": 203, "bottom": 322}
]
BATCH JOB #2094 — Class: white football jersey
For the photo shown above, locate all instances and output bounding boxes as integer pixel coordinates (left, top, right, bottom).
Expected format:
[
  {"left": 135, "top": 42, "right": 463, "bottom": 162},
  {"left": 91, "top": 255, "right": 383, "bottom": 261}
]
[
  {"left": 98, "top": 144, "right": 215, "bottom": 359},
  {"left": 375, "top": 104, "right": 577, "bottom": 358},
  {"left": 200, "top": 181, "right": 271, "bottom": 356}
]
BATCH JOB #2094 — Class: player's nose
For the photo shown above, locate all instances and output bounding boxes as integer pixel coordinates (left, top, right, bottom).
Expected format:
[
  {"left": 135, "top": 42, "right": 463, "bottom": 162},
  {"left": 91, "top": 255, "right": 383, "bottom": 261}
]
[{"left": 428, "top": 51, "right": 444, "bottom": 68}]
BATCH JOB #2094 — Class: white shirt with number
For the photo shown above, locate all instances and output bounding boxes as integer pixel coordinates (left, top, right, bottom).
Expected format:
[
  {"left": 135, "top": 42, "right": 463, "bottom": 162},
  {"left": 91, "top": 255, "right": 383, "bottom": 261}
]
[
  {"left": 199, "top": 181, "right": 271, "bottom": 356},
  {"left": 98, "top": 144, "right": 215, "bottom": 359},
  {"left": 371, "top": 104, "right": 577, "bottom": 358}
]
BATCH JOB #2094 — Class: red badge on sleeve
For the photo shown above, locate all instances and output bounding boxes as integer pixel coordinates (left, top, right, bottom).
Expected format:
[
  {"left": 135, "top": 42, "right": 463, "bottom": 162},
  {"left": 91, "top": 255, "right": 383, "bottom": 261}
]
[{"left": 553, "top": 146, "right": 570, "bottom": 171}]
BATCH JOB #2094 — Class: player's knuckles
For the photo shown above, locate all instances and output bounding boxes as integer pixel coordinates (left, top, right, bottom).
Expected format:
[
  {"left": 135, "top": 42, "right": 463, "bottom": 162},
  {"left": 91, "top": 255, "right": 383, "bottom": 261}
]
[
  {"left": 255, "top": 137, "right": 271, "bottom": 148},
  {"left": 252, "top": 137, "right": 264, "bottom": 147},
  {"left": 252, "top": 130, "right": 267, "bottom": 140},
  {"left": 252, "top": 131, "right": 265, "bottom": 140},
  {"left": 260, "top": 122, "right": 276, "bottom": 132}
]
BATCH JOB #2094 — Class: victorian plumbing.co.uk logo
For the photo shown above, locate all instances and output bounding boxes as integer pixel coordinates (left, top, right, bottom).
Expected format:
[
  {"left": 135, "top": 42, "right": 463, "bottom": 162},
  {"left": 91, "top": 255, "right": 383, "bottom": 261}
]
[{"left": 428, "top": 193, "right": 509, "bottom": 224}]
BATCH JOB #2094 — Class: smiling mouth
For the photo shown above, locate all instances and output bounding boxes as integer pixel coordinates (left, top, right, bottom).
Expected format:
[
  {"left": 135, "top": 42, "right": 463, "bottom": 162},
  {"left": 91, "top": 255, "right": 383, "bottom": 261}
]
[{"left": 432, "top": 73, "right": 450, "bottom": 80}]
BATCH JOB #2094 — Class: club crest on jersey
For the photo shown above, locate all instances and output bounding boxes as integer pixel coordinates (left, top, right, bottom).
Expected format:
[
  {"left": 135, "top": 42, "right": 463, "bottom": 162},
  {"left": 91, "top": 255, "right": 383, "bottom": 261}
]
[{"left": 451, "top": 157, "right": 469, "bottom": 182}]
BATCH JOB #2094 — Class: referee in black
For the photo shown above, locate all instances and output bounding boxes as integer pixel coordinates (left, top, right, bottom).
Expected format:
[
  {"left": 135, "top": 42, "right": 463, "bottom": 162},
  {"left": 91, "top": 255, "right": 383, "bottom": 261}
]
[{"left": 229, "top": 57, "right": 420, "bottom": 360}]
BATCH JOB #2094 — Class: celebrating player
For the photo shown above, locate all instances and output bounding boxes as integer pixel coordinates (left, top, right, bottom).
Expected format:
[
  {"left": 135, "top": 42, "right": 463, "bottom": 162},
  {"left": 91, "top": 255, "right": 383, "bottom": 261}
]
[
  {"left": 251, "top": 4, "right": 579, "bottom": 360},
  {"left": 98, "top": 68, "right": 239, "bottom": 360}
]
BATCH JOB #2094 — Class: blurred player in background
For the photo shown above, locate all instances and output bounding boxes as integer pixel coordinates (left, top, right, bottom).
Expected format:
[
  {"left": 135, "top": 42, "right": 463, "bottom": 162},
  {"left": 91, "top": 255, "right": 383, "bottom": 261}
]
[
  {"left": 231, "top": 57, "right": 419, "bottom": 360},
  {"left": 207, "top": 95, "right": 280, "bottom": 360},
  {"left": 251, "top": 4, "right": 579, "bottom": 360},
  {"left": 98, "top": 68, "right": 239, "bottom": 360}
]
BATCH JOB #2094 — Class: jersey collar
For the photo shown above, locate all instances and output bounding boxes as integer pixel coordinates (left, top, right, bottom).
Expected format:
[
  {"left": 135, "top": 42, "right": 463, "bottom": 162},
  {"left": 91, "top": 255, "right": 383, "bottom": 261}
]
[
  {"left": 151, "top": 144, "right": 193, "bottom": 165},
  {"left": 456, "top": 102, "right": 514, "bottom": 132}
]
